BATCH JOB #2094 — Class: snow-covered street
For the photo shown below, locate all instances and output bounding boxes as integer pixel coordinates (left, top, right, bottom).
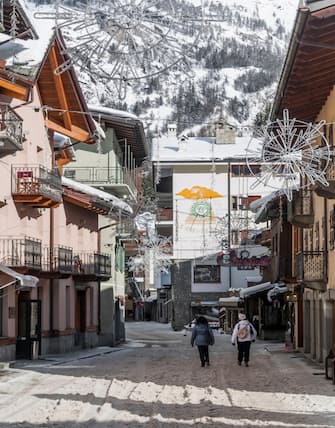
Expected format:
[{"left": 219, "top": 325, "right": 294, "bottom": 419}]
[{"left": 0, "top": 322, "right": 335, "bottom": 428}]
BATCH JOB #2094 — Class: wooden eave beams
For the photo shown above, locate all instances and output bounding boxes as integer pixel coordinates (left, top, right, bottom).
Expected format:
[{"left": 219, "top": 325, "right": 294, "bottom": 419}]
[
  {"left": 45, "top": 119, "right": 90, "bottom": 142},
  {"left": 278, "top": 10, "right": 335, "bottom": 121},
  {"left": 62, "top": 187, "right": 109, "bottom": 215},
  {"left": 0, "top": 76, "right": 29, "bottom": 100},
  {"left": 41, "top": 43, "right": 92, "bottom": 143},
  {"left": 49, "top": 46, "right": 72, "bottom": 131}
]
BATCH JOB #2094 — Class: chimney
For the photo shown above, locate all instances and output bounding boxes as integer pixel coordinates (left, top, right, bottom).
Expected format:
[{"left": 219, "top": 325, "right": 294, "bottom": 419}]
[
  {"left": 215, "top": 121, "right": 236, "bottom": 145},
  {"left": 167, "top": 123, "right": 177, "bottom": 138}
]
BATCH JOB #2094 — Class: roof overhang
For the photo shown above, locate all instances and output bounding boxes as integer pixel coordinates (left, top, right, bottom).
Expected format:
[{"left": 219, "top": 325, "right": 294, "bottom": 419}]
[
  {"left": 62, "top": 176, "right": 133, "bottom": 217},
  {"left": 37, "top": 33, "right": 98, "bottom": 144},
  {"left": 271, "top": 2, "right": 335, "bottom": 122},
  {"left": 89, "top": 106, "right": 148, "bottom": 166},
  {"left": 0, "top": 67, "right": 33, "bottom": 100},
  {"left": 0, "top": 264, "right": 38, "bottom": 289},
  {"left": 240, "top": 282, "right": 286, "bottom": 299}
]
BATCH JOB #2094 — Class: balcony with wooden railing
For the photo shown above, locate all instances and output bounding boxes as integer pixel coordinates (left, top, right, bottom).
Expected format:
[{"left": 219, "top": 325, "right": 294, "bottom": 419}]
[
  {"left": 63, "top": 166, "right": 137, "bottom": 200},
  {"left": 287, "top": 189, "right": 314, "bottom": 228},
  {"left": 116, "top": 221, "right": 136, "bottom": 238},
  {"left": 296, "top": 251, "right": 327, "bottom": 291},
  {"left": 0, "top": 105, "right": 24, "bottom": 157},
  {"left": 12, "top": 165, "right": 63, "bottom": 208},
  {"left": 157, "top": 208, "right": 173, "bottom": 222},
  {"left": 0, "top": 236, "right": 42, "bottom": 271}
]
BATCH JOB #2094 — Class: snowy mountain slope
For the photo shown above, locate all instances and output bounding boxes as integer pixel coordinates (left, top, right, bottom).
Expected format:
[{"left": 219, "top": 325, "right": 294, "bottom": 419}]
[{"left": 25, "top": 0, "right": 299, "bottom": 138}]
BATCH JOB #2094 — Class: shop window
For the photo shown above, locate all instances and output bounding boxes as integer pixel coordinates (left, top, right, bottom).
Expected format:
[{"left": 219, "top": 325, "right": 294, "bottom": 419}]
[
  {"left": 330, "top": 207, "right": 335, "bottom": 250},
  {"left": 0, "top": 290, "right": 3, "bottom": 336},
  {"left": 90, "top": 287, "right": 94, "bottom": 326},
  {"left": 231, "top": 195, "right": 260, "bottom": 211},
  {"left": 231, "top": 164, "right": 261, "bottom": 176},
  {"left": 315, "top": 221, "right": 319, "bottom": 251},
  {"left": 66, "top": 286, "right": 71, "bottom": 329},
  {"left": 193, "top": 265, "right": 220, "bottom": 283}
]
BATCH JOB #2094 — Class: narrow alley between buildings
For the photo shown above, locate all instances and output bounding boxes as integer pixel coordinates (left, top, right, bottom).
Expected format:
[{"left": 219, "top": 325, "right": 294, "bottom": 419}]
[{"left": 0, "top": 322, "right": 334, "bottom": 428}]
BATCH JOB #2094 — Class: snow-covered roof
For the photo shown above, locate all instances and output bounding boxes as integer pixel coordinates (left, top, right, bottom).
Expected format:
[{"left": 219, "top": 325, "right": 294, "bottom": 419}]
[
  {"left": 0, "top": 264, "right": 38, "bottom": 289},
  {"left": 0, "top": 3, "right": 54, "bottom": 78},
  {"left": 240, "top": 282, "right": 285, "bottom": 298},
  {"left": 191, "top": 301, "right": 218, "bottom": 307},
  {"left": 218, "top": 296, "right": 243, "bottom": 305},
  {"left": 54, "top": 133, "right": 75, "bottom": 161},
  {"left": 249, "top": 189, "right": 289, "bottom": 223},
  {"left": 61, "top": 176, "right": 133, "bottom": 216},
  {"left": 88, "top": 104, "right": 140, "bottom": 121},
  {"left": 267, "top": 285, "right": 288, "bottom": 302},
  {"left": 151, "top": 133, "right": 258, "bottom": 162}
]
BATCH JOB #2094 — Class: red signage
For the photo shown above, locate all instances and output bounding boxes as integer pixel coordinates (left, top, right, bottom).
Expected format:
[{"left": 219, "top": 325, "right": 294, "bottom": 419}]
[{"left": 217, "top": 249, "right": 271, "bottom": 268}]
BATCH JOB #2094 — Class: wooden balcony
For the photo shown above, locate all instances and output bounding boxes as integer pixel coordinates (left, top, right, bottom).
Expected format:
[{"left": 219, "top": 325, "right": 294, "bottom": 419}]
[
  {"left": 296, "top": 251, "right": 327, "bottom": 291},
  {"left": 314, "top": 162, "right": 335, "bottom": 199},
  {"left": 157, "top": 208, "right": 173, "bottom": 221},
  {"left": 72, "top": 252, "right": 111, "bottom": 280},
  {"left": 0, "top": 105, "right": 23, "bottom": 157},
  {"left": 287, "top": 189, "right": 313, "bottom": 228},
  {"left": 0, "top": 236, "right": 42, "bottom": 271},
  {"left": 12, "top": 165, "right": 63, "bottom": 208},
  {"left": 63, "top": 166, "right": 137, "bottom": 200},
  {"left": 116, "top": 221, "right": 136, "bottom": 238}
]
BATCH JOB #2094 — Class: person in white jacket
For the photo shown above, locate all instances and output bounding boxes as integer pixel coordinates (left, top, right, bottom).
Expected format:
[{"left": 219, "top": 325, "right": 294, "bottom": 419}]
[{"left": 231, "top": 312, "right": 257, "bottom": 367}]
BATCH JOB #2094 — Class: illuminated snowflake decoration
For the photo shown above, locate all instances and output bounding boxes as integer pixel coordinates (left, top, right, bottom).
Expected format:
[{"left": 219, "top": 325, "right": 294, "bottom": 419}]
[
  {"left": 127, "top": 234, "right": 172, "bottom": 273},
  {"left": 34, "top": 0, "right": 207, "bottom": 98},
  {"left": 213, "top": 213, "right": 252, "bottom": 245},
  {"left": 246, "top": 109, "right": 333, "bottom": 201}
]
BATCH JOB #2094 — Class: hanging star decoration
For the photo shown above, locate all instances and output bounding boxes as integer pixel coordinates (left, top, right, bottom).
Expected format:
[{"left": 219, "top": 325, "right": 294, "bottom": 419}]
[{"left": 246, "top": 109, "right": 333, "bottom": 201}]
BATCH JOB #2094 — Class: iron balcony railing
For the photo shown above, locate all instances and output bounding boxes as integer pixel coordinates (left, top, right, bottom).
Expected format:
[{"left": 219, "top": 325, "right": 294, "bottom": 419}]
[
  {"left": 0, "top": 105, "right": 24, "bottom": 153},
  {"left": 296, "top": 251, "right": 326, "bottom": 284},
  {"left": 73, "top": 252, "right": 111, "bottom": 277},
  {"left": 63, "top": 166, "right": 137, "bottom": 197},
  {"left": 0, "top": 236, "right": 42, "bottom": 270},
  {"left": 12, "top": 165, "right": 63, "bottom": 203},
  {"left": 42, "top": 246, "right": 74, "bottom": 273}
]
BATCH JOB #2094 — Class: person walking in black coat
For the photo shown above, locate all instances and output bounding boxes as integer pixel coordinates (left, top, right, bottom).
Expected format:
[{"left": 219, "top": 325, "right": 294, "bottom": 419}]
[{"left": 191, "top": 316, "right": 215, "bottom": 367}]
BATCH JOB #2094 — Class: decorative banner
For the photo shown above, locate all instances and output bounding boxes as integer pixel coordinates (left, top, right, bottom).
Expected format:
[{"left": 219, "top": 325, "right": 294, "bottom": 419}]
[
  {"left": 246, "top": 109, "right": 332, "bottom": 201},
  {"left": 177, "top": 185, "right": 223, "bottom": 225}
]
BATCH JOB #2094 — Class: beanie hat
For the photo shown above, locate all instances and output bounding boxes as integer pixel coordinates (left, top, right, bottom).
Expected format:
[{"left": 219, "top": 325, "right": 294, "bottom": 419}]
[{"left": 238, "top": 313, "right": 246, "bottom": 320}]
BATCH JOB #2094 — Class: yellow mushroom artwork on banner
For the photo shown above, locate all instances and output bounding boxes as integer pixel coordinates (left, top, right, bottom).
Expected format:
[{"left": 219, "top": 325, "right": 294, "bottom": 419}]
[{"left": 176, "top": 186, "right": 224, "bottom": 224}]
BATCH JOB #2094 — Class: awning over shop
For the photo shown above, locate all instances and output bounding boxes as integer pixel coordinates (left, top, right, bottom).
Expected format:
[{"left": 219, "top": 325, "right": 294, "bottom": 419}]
[
  {"left": 240, "top": 282, "right": 286, "bottom": 299},
  {"left": 267, "top": 285, "right": 288, "bottom": 302},
  {"left": 246, "top": 275, "right": 263, "bottom": 283},
  {"left": 0, "top": 264, "right": 38, "bottom": 289},
  {"left": 218, "top": 296, "right": 242, "bottom": 307},
  {"left": 191, "top": 301, "right": 218, "bottom": 307}
]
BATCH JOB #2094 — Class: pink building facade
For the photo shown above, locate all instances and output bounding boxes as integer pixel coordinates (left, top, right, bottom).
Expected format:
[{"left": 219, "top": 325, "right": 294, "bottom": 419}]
[{"left": 0, "top": 4, "right": 128, "bottom": 360}]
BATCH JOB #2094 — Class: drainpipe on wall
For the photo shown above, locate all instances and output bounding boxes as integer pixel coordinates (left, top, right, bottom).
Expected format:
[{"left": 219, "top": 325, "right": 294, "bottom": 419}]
[
  {"left": 50, "top": 129, "right": 55, "bottom": 336},
  {"left": 227, "top": 159, "right": 232, "bottom": 289},
  {"left": 97, "top": 221, "right": 118, "bottom": 334}
]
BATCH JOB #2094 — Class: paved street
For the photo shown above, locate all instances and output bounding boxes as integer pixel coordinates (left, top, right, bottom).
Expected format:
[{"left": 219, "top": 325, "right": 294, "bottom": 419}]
[{"left": 0, "top": 322, "right": 335, "bottom": 427}]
